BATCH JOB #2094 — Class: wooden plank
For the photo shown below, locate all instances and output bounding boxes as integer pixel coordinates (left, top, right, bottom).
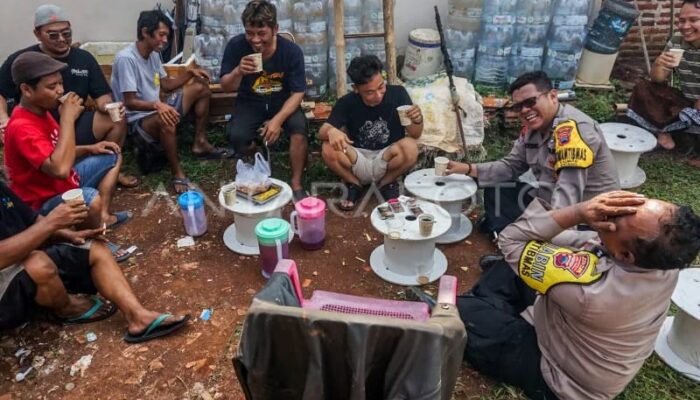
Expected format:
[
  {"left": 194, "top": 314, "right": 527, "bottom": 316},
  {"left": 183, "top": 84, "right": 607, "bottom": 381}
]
[{"left": 334, "top": 0, "right": 347, "bottom": 96}]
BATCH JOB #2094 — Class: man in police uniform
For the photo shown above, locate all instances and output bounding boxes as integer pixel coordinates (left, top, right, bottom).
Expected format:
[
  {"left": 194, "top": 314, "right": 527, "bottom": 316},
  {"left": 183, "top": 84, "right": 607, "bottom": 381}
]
[
  {"left": 447, "top": 71, "right": 619, "bottom": 237},
  {"left": 457, "top": 191, "right": 700, "bottom": 399}
]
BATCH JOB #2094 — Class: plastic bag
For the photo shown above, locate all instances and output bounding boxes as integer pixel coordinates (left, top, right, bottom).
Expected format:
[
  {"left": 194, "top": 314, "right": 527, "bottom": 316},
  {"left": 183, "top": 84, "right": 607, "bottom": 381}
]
[{"left": 235, "top": 152, "right": 272, "bottom": 195}]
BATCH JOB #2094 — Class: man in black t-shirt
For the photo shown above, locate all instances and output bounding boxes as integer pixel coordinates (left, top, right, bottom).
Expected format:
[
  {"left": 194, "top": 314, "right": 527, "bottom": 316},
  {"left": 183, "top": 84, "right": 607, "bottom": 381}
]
[
  {"left": 0, "top": 180, "right": 189, "bottom": 342},
  {"left": 0, "top": 5, "right": 137, "bottom": 188},
  {"left": 319, "top": 55, "right": 423, "bottom": 210},
  {"left": 220, "top": 0, "right": 308, "bottom": 201}
]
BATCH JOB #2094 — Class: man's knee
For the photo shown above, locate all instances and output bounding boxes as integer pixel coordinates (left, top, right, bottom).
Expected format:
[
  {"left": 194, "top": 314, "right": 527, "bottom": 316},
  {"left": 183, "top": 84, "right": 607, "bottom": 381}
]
[
  {"left": 89, "top": 240, "right": 113, "bottom": 265},
  {"left": 23, "top": 252, "right": 59, "bottom": 283},
  {"left": 321, "top": 141, "right": 338, "bottom": 164},
  {"left": 399, "top": 138, "right": 419, "bottom": 165},
  {"left": 290, "top": 133, "right": 307, "bottom": 147}
]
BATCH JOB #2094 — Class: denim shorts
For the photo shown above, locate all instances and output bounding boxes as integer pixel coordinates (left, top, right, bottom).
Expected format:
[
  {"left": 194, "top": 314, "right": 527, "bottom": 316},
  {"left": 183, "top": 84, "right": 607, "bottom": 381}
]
[{"left": 39, "top": 153, "right": 118, "bottom": 215}]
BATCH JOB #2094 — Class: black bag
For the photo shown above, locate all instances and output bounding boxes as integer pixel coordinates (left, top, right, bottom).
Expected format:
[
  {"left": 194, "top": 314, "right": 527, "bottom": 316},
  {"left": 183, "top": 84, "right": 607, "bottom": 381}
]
[{"left": 130, "top": 124, "right": 167, "bottom": 174}]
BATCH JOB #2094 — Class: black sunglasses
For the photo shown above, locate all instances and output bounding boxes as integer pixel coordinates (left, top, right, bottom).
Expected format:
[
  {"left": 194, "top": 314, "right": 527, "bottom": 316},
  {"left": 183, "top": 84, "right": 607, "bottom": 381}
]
[
  {"left": 45, "top": 29, "right": 72, "bottom": 41},
  {"left": 509, "top": 92, "right": 547, "bottom": 112}
]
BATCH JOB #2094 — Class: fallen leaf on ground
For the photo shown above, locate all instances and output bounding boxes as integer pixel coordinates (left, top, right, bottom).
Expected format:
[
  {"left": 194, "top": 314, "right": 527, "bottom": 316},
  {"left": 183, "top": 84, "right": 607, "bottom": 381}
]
[
  {"left": 181, "top": 262, "right": 199, "bottom": 271},
  {"left": 246, "top": 288, "right": 256, "bottom": 295},
  {"left": 149, "top": 360, "right": 165, "bottom": 371},
  {"left": 460, "top": 266, "right": 469, "bottom": 272},
  {"left": 465, "top": 240, "right": 473, "bottom": 245},
  {"left": 186, "top": 332, "right": 202, "bottom": 346},
  {"left": 186, "top": 358, "right": 208, "bottom": 371},
  {"left": 312, "top": 271, "right": 318, "bottom": 276},
  {"left": 323, "top": 250, "right": 330, "bottom": 254},
  {"left": 363, "top": 267, "right": 371, "bottom": 272},
  {"left": 236, "top": 308, "right": 248, "bottom": 316},
  {"left": 302, "top": 279, "right": 312, "bottom": 288}
]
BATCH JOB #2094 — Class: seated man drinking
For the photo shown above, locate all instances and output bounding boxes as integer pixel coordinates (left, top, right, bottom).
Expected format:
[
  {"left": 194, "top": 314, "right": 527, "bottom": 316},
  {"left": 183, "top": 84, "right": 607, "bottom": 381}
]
[
  {"left": 3, "top": 52, "right": 132, "bottom": 261},
  {"left": 319, "top": 55, "right": 423, "bottom": 210},
  {"left": 0, "top": 179, "right": 189, "bottom": 343}
]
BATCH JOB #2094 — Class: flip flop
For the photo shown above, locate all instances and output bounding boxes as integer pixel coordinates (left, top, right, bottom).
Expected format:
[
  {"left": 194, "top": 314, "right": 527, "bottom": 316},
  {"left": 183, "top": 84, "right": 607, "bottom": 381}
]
[
  {"left": 172, "top": 178, "right": 193, "bottom": 194},
  {"left": 292, "top": 189, "right": 309, "bottom": 203},
  {"left": 106, "top": 242, "right": 135, "bottom": 263},
  {"left": 193, "top": 147, "right": 231, "bottom": 160},
  {"left": 123, "top": 314, "right": 190, "bottom": 343},
  {"left": 379, "top": 181, "right": 400, "bottom": 201},
  {"left": 337, "top": 183, "right": 365, "bottom": 212},
  {"left": 107, "top": 211, "right": 133, "bottom": 230},
  {"left": 51, "top": 296, "right": 118, "bottom": 325}
]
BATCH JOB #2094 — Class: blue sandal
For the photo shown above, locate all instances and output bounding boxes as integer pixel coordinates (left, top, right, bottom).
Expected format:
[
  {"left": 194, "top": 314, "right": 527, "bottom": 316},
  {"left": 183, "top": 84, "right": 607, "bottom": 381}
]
[
  {"left": 123, "top": 314, "right": 190, "bottom": 343},
  {"left": 51, "top": 296, "right": 117, "bottom": 325}
]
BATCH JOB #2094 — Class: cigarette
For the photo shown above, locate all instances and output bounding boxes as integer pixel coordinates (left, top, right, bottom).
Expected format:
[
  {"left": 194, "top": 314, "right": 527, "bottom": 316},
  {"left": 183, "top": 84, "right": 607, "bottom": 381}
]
[
  {"left": 343, "top": 147, "right": 347, "bottom": 154},
  {"left": 102, "top": 222, "right": 107, "bottom": 233},
  {"left": 264, "top": 140, "right": 268, "bottom": 147}
]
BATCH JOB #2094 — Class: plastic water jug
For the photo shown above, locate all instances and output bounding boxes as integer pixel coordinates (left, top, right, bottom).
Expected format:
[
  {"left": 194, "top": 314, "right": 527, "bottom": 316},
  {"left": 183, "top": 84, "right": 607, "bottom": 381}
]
[
  {"left": 289, "top": 197, "right": 326, "bottom": 250},
  {"left": 255, "top": 218, "right": 290, "bottom": 279},
  {"left": 178, "top": 191, "right": 207, "bottom": 237}
]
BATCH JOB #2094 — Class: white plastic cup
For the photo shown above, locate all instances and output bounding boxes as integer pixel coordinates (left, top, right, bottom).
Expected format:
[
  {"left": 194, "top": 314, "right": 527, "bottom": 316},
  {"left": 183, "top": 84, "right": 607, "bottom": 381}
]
[
  {"left": 250, "top": 53, "right": 263, "bottom": 72},
  {"left": 668, "top": 48, "right": 685, "bottom": 67},
  {"left": 223, "top": 185, "right": 237, "bottom": 206},
  {"left": 58, "top": 93, "right": 71, "bottom": 104},
  {"left": 397, "top": 105, "right": 412, "bottom": 126},
  {"left": 61, "top": 188, "right": 84, "bottom": 203},
  {"left": 105, "top": 102, "right": 122, "bottom": 122},
  {"left": 419, "top": 214, "right": 435, "bottom": 237},
  {"left": 434, "top": 156, "right": 449, "bottom": 176}
]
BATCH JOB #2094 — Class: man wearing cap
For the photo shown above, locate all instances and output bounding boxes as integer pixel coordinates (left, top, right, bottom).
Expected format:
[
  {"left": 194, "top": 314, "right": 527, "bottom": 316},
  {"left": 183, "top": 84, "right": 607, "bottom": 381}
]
[
  {"left": 3, "top": 52, "right": 133, "bottom": 262},
  {"left": 112, "top": 9, "right": 222, "bottom": 194},
  {"left": 0, "top": 4, "right": 138, "bottom": 188}
]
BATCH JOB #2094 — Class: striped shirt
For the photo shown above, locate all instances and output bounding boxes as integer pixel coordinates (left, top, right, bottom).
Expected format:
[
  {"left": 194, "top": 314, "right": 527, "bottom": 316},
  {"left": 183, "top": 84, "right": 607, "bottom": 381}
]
[{"left": 667, "top": 35, "right": 700, "bottom": 100}]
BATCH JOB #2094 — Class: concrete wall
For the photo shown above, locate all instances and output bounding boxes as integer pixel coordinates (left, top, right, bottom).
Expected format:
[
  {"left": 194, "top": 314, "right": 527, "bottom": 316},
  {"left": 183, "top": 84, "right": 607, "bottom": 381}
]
[{"left": 0, "top": 0, "right": 445, "bottom": 61}]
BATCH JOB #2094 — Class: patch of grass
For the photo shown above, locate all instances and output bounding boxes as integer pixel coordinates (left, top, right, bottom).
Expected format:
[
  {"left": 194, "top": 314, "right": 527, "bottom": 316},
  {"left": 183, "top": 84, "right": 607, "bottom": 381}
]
[{"left": 637, "top": 152, "right": 700, "bottom": 211}]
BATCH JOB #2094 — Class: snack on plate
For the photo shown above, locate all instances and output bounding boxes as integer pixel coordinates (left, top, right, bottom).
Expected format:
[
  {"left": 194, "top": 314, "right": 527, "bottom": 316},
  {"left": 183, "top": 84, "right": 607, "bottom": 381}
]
[{"left": 236, "top": 182, "right": 271, "bottom": 195}]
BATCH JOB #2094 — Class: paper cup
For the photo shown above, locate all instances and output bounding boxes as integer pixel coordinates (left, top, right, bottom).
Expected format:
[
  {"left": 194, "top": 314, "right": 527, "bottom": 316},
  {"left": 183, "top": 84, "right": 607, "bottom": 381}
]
[
  {"left": 105, "top": 102, "right": 122, "bottom": 122},
  {"left": 61, "top": 188, "right": 84, "bottom": 203},
  {"left": 434, "top": 156, "right": 449, "bottom": 176},
  {"left": 397, "top": 105, "right": 412, "bottom": 126},
  {"left": 668, "top": 48, "right": 685, "bottom": 67},
  {"left": 419, "top": 214, "right": 435, "bottom": 237},
  {"left": 250, "top": 53, "right": 263, "bottom": 72},
  {"left": 58, "top": 93, "right": 71, "bottom": 104}
]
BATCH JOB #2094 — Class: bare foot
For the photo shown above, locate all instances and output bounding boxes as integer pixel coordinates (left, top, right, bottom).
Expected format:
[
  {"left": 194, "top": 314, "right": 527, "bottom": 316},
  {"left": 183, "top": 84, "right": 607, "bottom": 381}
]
[
  {"left": 688, "top": 159, "right": 700, "bottom": 168},
  {"left": 657, "top": 132, "right": 675, "bottom": 150},
  {"left": 118, "top": 172, "right": 140, "bottom": 188}
]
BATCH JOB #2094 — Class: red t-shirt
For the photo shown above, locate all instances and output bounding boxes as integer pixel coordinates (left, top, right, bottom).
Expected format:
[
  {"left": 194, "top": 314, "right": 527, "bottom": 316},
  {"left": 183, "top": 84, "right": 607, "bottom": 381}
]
[{"left": 4, "top": 106, "right": 79, "bottom": 209}]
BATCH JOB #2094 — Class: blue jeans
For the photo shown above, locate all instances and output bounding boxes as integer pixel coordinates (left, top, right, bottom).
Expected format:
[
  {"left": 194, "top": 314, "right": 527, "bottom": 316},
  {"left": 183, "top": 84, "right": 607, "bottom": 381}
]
[{"left": 39, "top": 153, "right": 118, "bottom": 215}]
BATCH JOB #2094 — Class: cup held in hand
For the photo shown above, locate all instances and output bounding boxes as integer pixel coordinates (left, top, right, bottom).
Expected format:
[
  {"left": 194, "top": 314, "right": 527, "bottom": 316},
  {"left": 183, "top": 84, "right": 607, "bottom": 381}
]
[
  {"left": 61, "top": 188, "right": 84, "bottom": 203},
  {"left": 105, "top": 102, "right": 122, "bottom": 122},
  {"left": 668, "top": 48, "right": 685, "bottom": 67},
  {"left": 397, "top": 105, "right": 412, "bottom": 126},
  {"left": 434, "top": 156, "right": 449, "bottom": 176}
]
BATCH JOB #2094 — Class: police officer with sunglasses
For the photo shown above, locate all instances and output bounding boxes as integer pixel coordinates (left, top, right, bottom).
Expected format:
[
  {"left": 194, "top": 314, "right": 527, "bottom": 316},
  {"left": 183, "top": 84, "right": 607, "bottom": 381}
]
[{"left": 447, "top": 71, "right": 620, "bottom": 267}]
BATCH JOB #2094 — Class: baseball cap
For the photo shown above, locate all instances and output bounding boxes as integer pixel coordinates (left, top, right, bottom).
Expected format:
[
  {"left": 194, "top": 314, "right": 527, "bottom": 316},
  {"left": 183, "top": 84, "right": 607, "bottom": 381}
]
[
  {"left": 11, "top": 52, "right": 67, "bottom": 85},
  {"left": 34, "top": 4, "right": 70, "bottom": 28}
]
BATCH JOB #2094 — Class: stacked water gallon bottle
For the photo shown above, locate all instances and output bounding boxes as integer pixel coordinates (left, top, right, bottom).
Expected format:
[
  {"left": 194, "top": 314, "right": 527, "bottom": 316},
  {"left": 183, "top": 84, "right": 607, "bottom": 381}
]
[
  {"left": 474, "top": 0, "right": 517, "bottom": 88},
  {"left": 196, "top": 0, "right": 238, "bottom": 82},
  {"left": 508, "top": 0, "right": 554, "bottom": 84},
  {"left": 543, "top": 0, "right": 592, "bottom": 89},
  {"left": 293, "top": 0, "right": 329, "bottom": 99},
  {"left": 445, "top": 0, "right": 482, "bottom": 81}
]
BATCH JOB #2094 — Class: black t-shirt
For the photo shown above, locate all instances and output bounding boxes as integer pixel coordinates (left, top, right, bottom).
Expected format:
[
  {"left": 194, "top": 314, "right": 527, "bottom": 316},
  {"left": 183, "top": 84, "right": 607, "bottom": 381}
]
[
  {"left": 0, "top": 45, "right": 112, "bottom": 106},
  {"left": 0, "top": 181, "right": 37, "bottom": 241},
  {"left": 219, "top": 34, "right": 306, "bottom": 104},
  {"left": 327, "top": 85, "right": 413, "bottom": 150}
]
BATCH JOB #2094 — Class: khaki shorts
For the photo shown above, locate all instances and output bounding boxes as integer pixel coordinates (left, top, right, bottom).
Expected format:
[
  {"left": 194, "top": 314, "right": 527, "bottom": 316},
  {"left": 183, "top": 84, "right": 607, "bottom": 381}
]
[{"left": 351, "top": 147, "right": 389, "bottom": 185}]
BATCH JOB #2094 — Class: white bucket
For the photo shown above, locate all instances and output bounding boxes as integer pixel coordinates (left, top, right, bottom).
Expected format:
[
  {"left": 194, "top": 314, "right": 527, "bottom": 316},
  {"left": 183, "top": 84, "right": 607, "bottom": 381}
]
[{"left": 401, "top": 29, "right": 443, "bottom": 81}]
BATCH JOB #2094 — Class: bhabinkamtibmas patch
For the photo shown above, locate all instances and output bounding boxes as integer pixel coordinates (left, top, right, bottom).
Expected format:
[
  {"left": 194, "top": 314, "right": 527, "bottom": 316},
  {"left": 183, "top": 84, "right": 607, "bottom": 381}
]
[
  {"left": 518, "top": 241, "right": 602, "bottom": 294},
  {"left": 553, "top": 120, "right": 593, "bottom": 171}
]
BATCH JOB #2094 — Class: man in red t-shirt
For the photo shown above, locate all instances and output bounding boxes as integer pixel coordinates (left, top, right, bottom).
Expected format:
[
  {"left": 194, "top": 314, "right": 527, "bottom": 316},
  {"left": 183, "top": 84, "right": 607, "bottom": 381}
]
[{"left": 4, "top": 52, "right": 130, "bottom": 234}]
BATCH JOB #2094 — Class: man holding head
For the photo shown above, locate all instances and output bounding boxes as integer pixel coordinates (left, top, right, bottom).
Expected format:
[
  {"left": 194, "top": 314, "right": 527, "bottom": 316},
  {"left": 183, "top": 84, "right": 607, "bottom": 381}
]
[
  {"left": 219, "top": 0, "right": 309, "bottom": 201},
  {"left": 112, "top": 9, "right": 221, "bottom": 194},
  {"left": 0, "top": 4, "right": 137, "bottom": 188},
  {"left": 457, "top": 191, "right": 700, "bottom": 399},
  {"left": 318, "top": 55, "right": 423, "bottom": 210},
  {"left": 447, "top": 71, "right": 619, "bottom": 238}
]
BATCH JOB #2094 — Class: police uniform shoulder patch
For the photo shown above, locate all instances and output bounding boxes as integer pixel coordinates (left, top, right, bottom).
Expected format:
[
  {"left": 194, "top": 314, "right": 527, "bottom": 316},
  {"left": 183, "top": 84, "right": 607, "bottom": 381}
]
[
  {"left": 518, "top": 240, "right": 603, "bottom": 294},
  {"left": 553, "top": 119, "right": 594, "bottom": 171}
]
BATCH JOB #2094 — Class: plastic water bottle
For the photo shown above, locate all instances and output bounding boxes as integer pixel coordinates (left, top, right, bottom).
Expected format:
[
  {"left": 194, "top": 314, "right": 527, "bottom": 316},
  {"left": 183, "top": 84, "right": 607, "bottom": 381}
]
[
  {"left": 362, "top": 0, "right": 384, "bottom": 32},
  {"left": 446, "top": 0, "right": 483, "bottom": 80},
  {"left": 474, "top": 45, "right": 510, "bottom": 87}
]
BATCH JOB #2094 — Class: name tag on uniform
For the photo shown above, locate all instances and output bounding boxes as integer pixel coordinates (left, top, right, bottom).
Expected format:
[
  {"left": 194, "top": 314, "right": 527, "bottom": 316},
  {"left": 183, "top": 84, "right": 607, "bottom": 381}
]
[{"left": 553, "top": 120, "right": 594, "bottom": 171}]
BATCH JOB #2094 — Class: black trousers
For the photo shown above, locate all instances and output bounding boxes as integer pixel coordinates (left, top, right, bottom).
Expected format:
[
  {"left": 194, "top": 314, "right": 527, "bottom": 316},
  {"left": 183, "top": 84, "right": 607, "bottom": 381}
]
[
  {"left": 480, "top": 182, "right": 535, "bottom": 235},
  {"left": 457, "top": 262, "right": 558, "bottom": 400}
]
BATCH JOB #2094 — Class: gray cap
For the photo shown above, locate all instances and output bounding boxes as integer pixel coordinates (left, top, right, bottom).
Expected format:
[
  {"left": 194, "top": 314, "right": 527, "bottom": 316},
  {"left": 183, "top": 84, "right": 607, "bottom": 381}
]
[
  {"left": 11, "top": 52, "right": 67, "bottom": 85},
  {"left": 34, "top": 4, "right": 69, "bottom": 28}
]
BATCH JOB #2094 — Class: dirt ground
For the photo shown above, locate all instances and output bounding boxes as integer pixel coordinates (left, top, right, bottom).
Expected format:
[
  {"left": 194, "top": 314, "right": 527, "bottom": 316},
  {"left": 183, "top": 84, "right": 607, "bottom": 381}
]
[{"left": 0, "top": 182, "right": 499, "bottom": 399}]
